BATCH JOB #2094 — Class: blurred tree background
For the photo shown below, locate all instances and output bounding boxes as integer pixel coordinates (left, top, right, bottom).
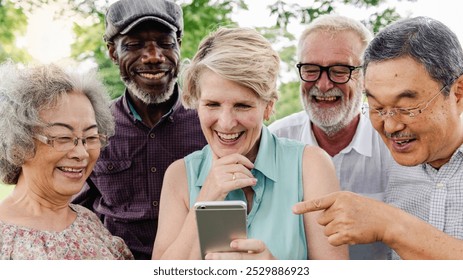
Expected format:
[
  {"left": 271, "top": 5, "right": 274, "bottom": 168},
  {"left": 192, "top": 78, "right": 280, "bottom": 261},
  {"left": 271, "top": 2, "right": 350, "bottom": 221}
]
[
  {"left": 0, "top": 0, "right": 30, "bottom": 62},
  {"left": 0, "top": 0, "right": 415, "bottom": 121}
]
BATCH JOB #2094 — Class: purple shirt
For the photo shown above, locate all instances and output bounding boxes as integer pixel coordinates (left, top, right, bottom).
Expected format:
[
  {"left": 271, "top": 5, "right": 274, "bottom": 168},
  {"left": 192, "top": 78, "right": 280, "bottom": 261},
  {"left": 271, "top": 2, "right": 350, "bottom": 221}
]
[{"left": 73, "top": 86, "right": 206, "bottom": 259}]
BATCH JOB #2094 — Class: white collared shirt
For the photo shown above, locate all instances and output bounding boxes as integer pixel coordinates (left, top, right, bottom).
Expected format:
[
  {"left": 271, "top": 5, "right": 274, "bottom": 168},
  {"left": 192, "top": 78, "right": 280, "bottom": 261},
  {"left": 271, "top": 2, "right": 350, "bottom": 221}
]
[{"left": 269, "top": 111, "right": 393, "bottom": 199}]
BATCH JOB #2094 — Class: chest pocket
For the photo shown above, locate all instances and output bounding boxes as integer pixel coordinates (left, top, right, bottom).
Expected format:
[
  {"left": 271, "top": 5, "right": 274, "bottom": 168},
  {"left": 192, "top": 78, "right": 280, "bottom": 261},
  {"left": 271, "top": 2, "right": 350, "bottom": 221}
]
[{"left": 91, "top": 160, "right": 133, "bottom": 205}]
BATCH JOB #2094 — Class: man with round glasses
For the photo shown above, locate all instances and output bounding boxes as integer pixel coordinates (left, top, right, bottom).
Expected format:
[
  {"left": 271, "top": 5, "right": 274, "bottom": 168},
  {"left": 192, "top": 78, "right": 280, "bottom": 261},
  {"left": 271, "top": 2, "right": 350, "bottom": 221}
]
[
  {"left": 269, "top": 14, "right": 394, "bottom": 259},
  {"left": 293, "top": 16, "right": 463, "bottom": 259}
]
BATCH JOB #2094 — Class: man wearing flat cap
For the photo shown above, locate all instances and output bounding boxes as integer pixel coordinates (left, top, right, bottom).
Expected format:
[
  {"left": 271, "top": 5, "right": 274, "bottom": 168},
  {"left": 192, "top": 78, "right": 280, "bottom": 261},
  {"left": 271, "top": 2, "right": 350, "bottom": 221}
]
[{"left": 73, "top": 0, "right": 206, "bottom": 260}]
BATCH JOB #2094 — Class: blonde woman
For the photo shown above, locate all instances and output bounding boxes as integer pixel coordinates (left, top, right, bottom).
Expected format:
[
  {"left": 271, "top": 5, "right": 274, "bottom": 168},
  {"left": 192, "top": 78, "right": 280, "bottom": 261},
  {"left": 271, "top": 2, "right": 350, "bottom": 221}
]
[{"left": 152, "top": 27, "right": 348, "bottom": 260}]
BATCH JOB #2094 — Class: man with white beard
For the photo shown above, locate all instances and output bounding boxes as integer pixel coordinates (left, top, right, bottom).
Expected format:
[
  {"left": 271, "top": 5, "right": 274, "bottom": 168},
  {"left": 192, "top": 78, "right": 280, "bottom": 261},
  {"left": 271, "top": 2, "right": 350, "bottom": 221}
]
[
  {"left": 73, "top": 0, "right": 207, "bottom": 259},
  {"left": 269, "top": 14, "right": 393, "bottom": 260}
]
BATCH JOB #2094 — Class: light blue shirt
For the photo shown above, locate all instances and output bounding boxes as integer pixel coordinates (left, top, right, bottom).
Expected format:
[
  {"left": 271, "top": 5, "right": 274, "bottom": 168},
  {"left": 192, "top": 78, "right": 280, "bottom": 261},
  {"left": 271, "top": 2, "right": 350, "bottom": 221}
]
[
  {"left": 185, "top": 126, "right": 308, "bottom": 260},
  {"left": 269, "top": 111, "right": 393, "bottom": 259}
]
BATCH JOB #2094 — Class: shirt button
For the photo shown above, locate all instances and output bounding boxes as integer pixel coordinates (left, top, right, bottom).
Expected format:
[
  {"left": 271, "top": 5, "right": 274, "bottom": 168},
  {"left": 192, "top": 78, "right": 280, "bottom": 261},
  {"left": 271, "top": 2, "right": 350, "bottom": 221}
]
[
  {"left": 107, "top": 164, "right": 114, "bottom": 171},
  {"left": 150, "top": 167, "right": 157, "bottom": 173},
  {"left": 436, "top": 183, "right": 445, "bottom": 188},
  {"left": 150, "top": 133, "right": 156, "bottom": 139},
  {"left": 152, "top": 201, "right": 159, "bottom": 207}
]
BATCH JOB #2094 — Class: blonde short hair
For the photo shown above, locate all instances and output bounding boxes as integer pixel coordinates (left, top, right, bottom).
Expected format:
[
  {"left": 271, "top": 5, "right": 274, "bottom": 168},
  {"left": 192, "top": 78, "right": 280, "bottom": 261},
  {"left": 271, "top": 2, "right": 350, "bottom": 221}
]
[{"left": 182, "top": 27, "right": 280, "bottom": 109}]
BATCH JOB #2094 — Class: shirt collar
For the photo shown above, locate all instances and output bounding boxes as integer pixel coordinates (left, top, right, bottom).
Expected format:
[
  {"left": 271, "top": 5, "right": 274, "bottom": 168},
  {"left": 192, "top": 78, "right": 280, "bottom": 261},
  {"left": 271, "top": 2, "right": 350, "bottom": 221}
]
[
  {"left": 193, "top": 126, "right": 277, "bottom": 188},
  {"left": 422, "top": 142, "right": 463, "bottom": 172},
  {"left": 458, "top": 143, "right": 463, "bottom": 154},
  {"left": 343, "top": 113, "right": 374, "bottom": 157},
  {"left": 123, "top": 84, "right": 181, "bottom": 123},
  {"left": 252, "top": 125, "right": 277, "bottom": 181},
  {"left": 302, "top": 113, "right": 373, "bottom": 157}
]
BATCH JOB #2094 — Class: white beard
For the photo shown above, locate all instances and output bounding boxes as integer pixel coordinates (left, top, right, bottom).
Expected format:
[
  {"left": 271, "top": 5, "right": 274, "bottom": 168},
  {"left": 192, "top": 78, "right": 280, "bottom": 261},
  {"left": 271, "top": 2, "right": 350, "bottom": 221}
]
[
  {"left": 303, "top": 86, "right": 362, "bottom": 136},
  {"left": 124, "top": 79, "right": 175, "bottom": 105}
]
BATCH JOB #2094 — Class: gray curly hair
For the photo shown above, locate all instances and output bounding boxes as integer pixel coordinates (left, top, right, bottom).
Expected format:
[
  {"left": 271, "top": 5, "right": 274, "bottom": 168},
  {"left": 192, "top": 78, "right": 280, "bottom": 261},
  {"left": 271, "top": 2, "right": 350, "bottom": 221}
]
[{"left": 0, "top": 62, "right": 115, "bottom": 184}]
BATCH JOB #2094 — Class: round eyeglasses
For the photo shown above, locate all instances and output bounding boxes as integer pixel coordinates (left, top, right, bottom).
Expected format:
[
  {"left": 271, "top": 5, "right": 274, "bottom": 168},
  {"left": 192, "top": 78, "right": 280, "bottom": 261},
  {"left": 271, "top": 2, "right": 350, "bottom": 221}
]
[
  {"left": 296, "top": 63, "right": 362, "bottom": 84},
  {"left": 362, "top": 84, "right": 447, "bottom": 124},
  {"left": 34, "top": 134, "right": 108, "bottom": 152}
]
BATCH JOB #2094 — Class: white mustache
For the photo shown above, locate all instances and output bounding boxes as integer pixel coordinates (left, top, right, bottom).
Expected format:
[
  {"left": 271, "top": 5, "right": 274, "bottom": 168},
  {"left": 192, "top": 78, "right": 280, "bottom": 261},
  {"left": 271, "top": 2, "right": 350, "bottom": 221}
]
[{"left": 309, "top": 87, "right": 343, "bottom": 98}]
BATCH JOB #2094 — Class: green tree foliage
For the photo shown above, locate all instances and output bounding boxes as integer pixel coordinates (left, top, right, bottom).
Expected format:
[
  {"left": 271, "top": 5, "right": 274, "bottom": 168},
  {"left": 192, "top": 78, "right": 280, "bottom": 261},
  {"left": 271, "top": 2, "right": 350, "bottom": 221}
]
[
  {"left": 71, "top": 10, "right": 125, "bottom": 99},
  {"left": 269, "top": 0, "right": 411, "bottom": 33},
  {"left": 267, "top": 80, "right": 301, "bottom": 125},
  {"left": 68, "top": 0, "right": 124, "bottom": 98},
  {"left": 0, "top": 0, "right": 30, "bottom": 62},
  {"left": 181, "top": 0, "right": 247, "bottom": 60},
  {"left": 0, "top": 0, "right": 416, "bottom": 120}
]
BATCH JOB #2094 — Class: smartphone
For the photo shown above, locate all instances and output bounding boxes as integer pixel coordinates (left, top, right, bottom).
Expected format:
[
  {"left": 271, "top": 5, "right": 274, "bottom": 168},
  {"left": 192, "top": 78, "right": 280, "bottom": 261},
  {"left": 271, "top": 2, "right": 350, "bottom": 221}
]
[{"left": 194, "top": 200, "right": 247, "bottom": 259}]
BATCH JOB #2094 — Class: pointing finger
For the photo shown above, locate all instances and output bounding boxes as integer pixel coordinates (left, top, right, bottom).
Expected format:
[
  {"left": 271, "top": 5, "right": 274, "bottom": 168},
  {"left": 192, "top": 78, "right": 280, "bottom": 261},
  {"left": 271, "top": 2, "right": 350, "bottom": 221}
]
[{"left": 292, "top": 193, "right": 338, "bottom": 214}]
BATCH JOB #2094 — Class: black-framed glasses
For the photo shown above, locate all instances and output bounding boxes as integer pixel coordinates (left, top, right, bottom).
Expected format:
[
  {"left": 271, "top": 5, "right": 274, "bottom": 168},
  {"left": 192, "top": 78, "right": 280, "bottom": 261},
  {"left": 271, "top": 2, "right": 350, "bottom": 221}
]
[
  {"left": 296, "top": 63, "right": 362, "bottom": 84},
  {"left": 362, "top": 84, "right": 447, "bottom": 124},
  {"left": 34, "top": 133, "right": 108, "bottom": 152}
]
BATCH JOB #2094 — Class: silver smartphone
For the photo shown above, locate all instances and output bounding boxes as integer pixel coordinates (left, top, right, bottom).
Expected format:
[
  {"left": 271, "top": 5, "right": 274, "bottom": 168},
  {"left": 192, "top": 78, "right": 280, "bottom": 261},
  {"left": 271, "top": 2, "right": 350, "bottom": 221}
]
[{"left": 194, "top": 200, "right": 247, "bottom": 259}]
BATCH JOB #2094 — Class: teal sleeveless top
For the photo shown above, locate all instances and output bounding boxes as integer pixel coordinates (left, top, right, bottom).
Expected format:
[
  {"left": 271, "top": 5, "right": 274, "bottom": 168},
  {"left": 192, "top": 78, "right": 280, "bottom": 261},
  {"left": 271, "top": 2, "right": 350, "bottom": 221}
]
[{"left": 185, "top": 126, "right": 307, "bottom": 260}]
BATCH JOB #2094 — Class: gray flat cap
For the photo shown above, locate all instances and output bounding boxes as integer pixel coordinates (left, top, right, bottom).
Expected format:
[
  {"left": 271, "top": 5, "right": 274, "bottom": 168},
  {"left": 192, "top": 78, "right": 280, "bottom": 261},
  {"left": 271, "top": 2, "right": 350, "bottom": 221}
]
[{"left": 104, "top": 0, "right": 183, "bottom": 42}]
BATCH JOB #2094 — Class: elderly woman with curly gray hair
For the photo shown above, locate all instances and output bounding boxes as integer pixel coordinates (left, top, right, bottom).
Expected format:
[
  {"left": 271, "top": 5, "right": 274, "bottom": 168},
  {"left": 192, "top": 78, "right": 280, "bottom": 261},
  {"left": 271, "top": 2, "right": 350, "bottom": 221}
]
[{"left": 0, "top": 62, "right": 133, "bottom": 260}]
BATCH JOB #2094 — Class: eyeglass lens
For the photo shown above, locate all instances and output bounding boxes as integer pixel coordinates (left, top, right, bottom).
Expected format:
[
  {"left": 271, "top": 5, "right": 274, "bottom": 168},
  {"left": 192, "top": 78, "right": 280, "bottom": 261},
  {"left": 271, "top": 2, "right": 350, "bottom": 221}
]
[
  {"left": 298, "top": 64, "right": 354, "bottom": 84},
  {"left": 45, "top": 134, "right": 106, "bottom": 151}
]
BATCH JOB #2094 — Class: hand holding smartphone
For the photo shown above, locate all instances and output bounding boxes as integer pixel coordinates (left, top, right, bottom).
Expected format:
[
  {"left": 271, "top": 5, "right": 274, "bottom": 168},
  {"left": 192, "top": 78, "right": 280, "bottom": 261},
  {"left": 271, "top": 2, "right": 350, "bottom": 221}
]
[{"left": 194, "top": 200, "right": 247, "bottom": 259}]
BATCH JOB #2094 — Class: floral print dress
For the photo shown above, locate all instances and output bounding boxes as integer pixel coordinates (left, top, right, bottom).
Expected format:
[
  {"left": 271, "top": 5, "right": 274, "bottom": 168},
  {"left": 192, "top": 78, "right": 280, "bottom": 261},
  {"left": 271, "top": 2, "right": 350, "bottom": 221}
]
[{"left": 0, "top": 204, "right": 133, "bottom": 260}]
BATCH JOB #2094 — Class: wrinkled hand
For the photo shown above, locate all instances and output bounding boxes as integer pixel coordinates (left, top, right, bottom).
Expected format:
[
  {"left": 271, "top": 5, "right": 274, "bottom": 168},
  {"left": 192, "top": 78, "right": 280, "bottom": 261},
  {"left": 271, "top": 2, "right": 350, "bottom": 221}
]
[
  {"left": 292, "top": 191, "right": 389, "bottom": 246},
  {"left": 198, "top": 153, "right": 257, "bottom": 201},
  {"left": 205, "top": 239, "right": 276, "bottom": 260}
]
